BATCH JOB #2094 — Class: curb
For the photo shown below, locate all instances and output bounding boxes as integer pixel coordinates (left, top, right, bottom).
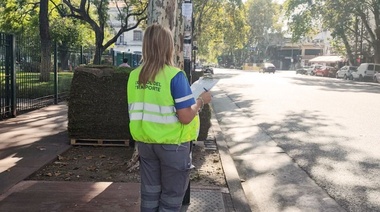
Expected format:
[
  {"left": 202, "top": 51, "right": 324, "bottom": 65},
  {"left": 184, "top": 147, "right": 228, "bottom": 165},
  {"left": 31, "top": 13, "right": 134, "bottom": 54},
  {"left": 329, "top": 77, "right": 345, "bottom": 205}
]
[{"left": 210, "top": 104, "right": 252, "bottom": 212}]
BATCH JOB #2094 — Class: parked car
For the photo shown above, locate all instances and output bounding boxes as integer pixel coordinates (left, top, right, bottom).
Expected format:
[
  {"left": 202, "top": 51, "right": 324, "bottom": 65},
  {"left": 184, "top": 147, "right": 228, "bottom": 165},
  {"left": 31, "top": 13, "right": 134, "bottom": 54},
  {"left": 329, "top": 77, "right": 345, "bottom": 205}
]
[
  {"left": 259, "top": 63, "right": 276, "bottom": 73},
  {"left": 352, "top": 63, "right": 380, "bottom": 81},
  {"left": 296, "top": 66, "right": 310, "bottom": 75},
  {"left": 194, "top": 64, "right": 203, "bottom": 72},
  {"left": 336, "top": 66, "right": 358, "bottom": 79},
  {"left": 308, "top": 64, "right": 322, "bottom": 75},
  {"left": 349, "top": 68, "right": 358, "bottom": 80},
  {"left": 373, "top": 71, "right": 380, "bottom": 83},
  {"left": 202, "top": 65, "right": 214, "bottom": 74},
  {"left": 315, "top": 66, "right": 336, "bottom": 77},
  {"left": 328, "top": 66, "right": 338, "bottom": 77}
]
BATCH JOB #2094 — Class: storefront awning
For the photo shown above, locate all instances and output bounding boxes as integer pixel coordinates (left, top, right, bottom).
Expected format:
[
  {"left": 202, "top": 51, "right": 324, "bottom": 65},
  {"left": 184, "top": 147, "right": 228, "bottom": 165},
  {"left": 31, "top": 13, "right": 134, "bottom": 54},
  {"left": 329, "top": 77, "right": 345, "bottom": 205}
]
[{"left": 309, "top": 56, "right": 344, "bottom": 63}]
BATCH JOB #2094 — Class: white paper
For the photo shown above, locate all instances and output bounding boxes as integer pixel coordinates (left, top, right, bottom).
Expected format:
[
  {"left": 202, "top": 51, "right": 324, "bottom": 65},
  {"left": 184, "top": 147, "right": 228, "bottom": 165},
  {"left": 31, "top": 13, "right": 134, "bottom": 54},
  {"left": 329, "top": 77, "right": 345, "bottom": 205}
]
[
  {"left": 184, "top": 44, "right": 191, "bottom": 60},
  {"left": 190, "top": 77, "right": 219, "bottom": 99},
  {"left": 182, "top": 3, "right": 192, "bottom": 19}
]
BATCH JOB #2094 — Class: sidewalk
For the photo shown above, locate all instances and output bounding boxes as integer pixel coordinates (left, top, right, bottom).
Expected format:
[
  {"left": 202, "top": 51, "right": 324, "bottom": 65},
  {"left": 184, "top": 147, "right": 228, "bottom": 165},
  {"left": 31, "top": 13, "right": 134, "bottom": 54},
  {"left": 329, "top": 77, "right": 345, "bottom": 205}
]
[{"left": 0, "top": 103, "right": 250, "bottom": 212}]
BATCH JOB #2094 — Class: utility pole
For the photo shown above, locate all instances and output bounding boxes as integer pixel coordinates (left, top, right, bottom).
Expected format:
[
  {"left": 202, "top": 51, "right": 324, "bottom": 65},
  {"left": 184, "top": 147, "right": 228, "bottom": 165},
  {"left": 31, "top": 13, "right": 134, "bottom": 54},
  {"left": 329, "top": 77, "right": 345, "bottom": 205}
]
[
  {"left": 182, "top": 0, "right": 193, "bottom": 205},
  {"left": 183, "top": 0, "right": 193, "bottom": 84}
]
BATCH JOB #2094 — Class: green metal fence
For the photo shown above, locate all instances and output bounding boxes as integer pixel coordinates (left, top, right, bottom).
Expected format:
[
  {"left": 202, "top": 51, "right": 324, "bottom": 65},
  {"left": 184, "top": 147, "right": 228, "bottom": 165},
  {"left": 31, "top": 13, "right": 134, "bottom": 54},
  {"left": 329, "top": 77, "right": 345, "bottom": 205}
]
[
  {"left": 0, "top": 33, "right": 74, "bottom": 120},
  {"left": 115, "top": 51, "right": 142, "bottom": 67},
  {"left": 0, "top": 31, "right": 127, "bottom": 120},
  {"left": 0, "top": 34, "right": 16, "bottom": 119}
]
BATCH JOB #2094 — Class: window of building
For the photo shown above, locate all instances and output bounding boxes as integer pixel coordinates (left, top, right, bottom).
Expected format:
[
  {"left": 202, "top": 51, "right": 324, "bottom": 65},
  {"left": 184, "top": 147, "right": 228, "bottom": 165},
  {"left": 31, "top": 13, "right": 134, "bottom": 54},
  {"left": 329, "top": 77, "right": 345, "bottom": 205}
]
[
  {"left": 305, "top": 49, "right": 322, "bottom": 55},
  {"left": 133, "top": 30, "right": 142, "bottom": 41},
  {"left": 117, "top": 33, "right": 124, "bottom": 45}
]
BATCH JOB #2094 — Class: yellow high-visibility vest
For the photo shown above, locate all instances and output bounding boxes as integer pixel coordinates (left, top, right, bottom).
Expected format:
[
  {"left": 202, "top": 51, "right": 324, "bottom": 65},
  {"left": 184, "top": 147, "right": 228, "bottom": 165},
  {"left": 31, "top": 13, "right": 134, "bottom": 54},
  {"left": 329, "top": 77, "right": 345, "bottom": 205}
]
[{"left": 127, "top": 65, "right": 199, "bottom": 144}]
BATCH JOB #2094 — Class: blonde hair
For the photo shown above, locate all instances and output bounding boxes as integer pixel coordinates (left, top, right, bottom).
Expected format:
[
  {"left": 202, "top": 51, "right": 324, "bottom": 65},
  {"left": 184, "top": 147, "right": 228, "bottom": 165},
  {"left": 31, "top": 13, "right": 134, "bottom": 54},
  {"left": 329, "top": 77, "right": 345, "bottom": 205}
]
[{"left": 139, "top": 24, "right": 174, "bottom": 85}]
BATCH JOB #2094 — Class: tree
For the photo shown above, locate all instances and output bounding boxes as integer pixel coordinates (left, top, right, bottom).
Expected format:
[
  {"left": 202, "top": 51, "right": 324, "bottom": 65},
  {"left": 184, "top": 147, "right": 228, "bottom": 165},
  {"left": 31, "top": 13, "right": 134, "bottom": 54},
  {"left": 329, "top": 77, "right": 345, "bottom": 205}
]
[
  {"left": 357, "top": 0, "right": 380, "bottom": 63},
  {"left": 56, "top": 0, "right": 148, "bottom": 64},
  {"left": 0, "top": 0, "right": 94, "bottom": 78},
  {"left": 246, "top": 0, "right": 282, "bottom": 62},
  {"left": 192, "top": 0, "right": 249, "bottom": 65},
  {"left": 193, "top": 1, "right": 226, "bottom": 63},
  {"left": 284, "top": 0, "right": 380, "bottom": 63},
  {"left": 39, "top": 0, "right": 51, "bottom": 81},
  {"left": 0, "top": 0, "right": 52, "bottom": 81},
  {"left": 147, "top": 0, "right": 184, "bottom": 68},
  {"left": 50, "top": 18, "right": 94, "bottom": 70},
  {"left": 222, "top": 1, "right": 249, "bottom": 66},
  {"left": 322, "top": 0, "right": 357, "bottom": 65}
]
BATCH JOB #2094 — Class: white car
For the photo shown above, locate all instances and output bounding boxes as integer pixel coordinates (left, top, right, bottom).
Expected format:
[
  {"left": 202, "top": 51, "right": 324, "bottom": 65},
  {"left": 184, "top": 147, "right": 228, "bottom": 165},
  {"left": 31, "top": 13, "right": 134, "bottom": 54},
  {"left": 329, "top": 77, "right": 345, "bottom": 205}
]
[
  {"left": 373, "top": 72, "right": 380, "bottom": 83},
  {"left": 336, "top": 66, "right": 357, "bottom": 79}
]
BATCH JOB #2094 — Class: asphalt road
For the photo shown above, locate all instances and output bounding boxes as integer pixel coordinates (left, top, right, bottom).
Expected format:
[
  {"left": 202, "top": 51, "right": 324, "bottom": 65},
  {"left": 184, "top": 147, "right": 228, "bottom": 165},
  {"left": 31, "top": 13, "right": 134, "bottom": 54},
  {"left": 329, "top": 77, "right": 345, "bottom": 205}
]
[{"left": 211, "top": 68, "right": 380, "bottom": 212}]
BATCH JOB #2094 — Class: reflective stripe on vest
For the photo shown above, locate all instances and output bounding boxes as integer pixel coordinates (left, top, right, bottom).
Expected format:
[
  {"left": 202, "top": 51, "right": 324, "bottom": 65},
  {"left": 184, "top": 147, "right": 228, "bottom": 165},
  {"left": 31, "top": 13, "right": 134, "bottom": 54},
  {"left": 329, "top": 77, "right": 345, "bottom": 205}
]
[
  {"left": 129, "top": 112, "right": 178, "bottom": 124},
  {"left": 129, "top": 102, "right": 175, "bottom": 114},
  {"left": 129, "top": 102, "right": 178, "bottom": 123}
]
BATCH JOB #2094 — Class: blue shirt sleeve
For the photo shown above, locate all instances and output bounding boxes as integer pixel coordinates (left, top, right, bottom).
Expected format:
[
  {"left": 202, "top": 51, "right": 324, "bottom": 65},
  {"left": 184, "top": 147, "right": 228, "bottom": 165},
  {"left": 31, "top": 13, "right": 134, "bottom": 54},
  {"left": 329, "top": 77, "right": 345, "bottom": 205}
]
[{"left": 171, "top": 72, "right": 196, "bottom": 110}]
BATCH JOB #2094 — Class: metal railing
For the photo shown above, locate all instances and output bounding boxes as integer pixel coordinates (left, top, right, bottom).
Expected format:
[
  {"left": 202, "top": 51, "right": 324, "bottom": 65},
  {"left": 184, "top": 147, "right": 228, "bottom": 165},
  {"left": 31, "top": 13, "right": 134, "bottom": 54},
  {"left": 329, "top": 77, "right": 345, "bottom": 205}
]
[
  {"left": 0, "top": 31, "right": 124, "bottom": 120},
  {"left": 0, "top": 33, "right": 75, "bottom": 120}
]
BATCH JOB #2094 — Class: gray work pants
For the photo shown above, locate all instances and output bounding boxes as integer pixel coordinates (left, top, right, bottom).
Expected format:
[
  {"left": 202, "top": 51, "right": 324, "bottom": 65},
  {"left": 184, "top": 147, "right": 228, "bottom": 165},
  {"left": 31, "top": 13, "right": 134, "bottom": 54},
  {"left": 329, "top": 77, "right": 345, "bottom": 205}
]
[{"left": 137, "top": 142, "right": 192, "bottom": 212}]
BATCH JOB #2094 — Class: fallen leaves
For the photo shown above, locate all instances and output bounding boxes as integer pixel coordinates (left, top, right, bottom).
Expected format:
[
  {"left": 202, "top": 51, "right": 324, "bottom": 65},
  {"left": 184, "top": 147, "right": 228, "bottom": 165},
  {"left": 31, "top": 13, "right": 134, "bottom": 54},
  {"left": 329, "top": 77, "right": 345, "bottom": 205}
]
[
  {"left": 37, "top": 146, "right": 46, "bottom": 151},
  {"left": 27, "top": 144, "right": 226, "bottom": 187}
]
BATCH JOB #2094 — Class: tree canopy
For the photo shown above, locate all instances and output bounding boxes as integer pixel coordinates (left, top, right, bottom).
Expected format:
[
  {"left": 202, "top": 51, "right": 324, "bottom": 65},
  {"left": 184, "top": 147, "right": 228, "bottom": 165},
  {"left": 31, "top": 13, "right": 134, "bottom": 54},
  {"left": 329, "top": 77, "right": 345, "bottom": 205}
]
[
  {"left": 56, "top": 0, "right": 148, "bottom": 64},
  {"left": 192, "top": 0, "right": 286, "bottom": 66},
  {"left": 284, "top": 0, "right": 380, "bottom": 63}
]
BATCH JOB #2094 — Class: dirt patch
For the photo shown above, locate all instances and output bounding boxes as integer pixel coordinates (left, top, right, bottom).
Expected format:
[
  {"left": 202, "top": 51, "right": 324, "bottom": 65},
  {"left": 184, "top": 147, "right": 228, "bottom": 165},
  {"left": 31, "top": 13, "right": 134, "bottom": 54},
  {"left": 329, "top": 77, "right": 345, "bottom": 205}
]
[{"left": 27, "top": 141, "right": 226, "bottom": 187}]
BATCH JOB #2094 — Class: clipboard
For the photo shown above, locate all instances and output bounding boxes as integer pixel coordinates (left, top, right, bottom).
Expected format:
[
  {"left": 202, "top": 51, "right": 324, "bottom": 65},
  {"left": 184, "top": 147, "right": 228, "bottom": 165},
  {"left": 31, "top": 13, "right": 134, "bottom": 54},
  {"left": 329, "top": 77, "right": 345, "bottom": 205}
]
[{"left": 190, "top": 76, "right": 219, "bottom": 98}]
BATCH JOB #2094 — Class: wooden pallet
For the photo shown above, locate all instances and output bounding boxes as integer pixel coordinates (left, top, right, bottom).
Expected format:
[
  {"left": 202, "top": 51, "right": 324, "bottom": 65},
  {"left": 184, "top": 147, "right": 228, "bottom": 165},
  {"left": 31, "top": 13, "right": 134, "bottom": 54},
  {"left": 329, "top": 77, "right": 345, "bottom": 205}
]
[{"left": 70, "top": 138, "right": 129, "bottom": 147}]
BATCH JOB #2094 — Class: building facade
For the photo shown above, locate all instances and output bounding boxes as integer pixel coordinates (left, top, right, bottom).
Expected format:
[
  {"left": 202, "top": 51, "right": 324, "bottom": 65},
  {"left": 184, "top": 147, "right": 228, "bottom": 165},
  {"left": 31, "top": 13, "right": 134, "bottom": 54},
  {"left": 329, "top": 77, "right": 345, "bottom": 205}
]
[
  {"left": 108, "top": 1, "right": 143, "bottom": 55},
  {"left": 269, "top": 31, "right": 332, "bottom": 70}
]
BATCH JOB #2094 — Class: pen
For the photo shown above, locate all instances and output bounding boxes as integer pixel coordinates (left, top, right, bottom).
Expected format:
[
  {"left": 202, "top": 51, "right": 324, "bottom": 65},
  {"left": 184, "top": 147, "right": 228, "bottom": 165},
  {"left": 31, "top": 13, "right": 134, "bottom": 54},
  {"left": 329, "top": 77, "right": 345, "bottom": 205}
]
[{"left": 203, "top": 87, "right": 213, "bottom": 97}]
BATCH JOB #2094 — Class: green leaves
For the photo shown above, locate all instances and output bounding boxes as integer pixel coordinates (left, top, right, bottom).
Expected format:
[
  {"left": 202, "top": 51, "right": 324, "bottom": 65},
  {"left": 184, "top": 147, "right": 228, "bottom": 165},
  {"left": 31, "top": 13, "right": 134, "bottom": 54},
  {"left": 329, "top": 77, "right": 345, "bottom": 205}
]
[{"left": 193, "top": 0, "right": 249, "bottom": 64}]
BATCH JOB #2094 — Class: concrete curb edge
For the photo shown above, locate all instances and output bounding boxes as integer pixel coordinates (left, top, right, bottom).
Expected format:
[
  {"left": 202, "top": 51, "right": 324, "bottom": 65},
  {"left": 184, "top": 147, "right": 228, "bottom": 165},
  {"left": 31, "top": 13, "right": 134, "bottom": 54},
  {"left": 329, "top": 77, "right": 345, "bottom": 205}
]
[{"left": 210, "top": 104, "right": 252, "bottom": 212}]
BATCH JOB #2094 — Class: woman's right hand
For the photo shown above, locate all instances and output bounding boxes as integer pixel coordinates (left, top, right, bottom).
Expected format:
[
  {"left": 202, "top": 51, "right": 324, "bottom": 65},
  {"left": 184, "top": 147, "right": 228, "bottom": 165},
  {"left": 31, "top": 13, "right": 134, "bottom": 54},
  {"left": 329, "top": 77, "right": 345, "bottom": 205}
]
[{"left": 199, "top": 91, "right": 212, "bottom": 104}]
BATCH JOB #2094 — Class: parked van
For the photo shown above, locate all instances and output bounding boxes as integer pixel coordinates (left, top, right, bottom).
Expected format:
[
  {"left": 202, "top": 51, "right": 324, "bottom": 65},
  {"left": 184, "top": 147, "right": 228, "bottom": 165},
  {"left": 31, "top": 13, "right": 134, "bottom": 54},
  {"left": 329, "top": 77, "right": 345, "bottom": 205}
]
[{"left": 352, "top": 63, "right": 380, "bottom": 81}]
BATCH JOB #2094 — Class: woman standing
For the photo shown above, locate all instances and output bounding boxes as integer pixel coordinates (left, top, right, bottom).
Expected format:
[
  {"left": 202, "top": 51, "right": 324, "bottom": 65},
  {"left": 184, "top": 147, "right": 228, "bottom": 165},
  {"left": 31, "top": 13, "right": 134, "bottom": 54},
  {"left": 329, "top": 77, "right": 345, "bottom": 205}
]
[{"left": 127, "top": 24, "right": 212, "bottom": 212}]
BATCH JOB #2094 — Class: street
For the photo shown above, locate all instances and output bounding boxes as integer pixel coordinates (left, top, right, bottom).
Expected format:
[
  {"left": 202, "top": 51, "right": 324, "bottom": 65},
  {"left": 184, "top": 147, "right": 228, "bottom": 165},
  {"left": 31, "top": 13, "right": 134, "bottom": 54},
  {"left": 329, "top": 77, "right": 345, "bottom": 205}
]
[{"left": 211, "top": 68, "right": 380, "bottom": 212}]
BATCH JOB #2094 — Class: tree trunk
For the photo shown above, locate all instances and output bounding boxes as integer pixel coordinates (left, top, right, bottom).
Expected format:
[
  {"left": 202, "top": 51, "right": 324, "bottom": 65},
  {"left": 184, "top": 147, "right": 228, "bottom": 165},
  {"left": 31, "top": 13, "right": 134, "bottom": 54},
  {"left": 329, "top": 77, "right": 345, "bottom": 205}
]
[
  {"left": 93, "top": 47, "right": 101, "bottom": 65},
  {"left": 174, "top": 0, "right": 184, "bottom": 70},
  {"left": 59, "top": 47, "right": 70, "bottom": 71},
  {"left": 93, "top": 42, "right": 104, "bottom": 65},
  {"left": 147, "top": 0, "right": 183, "bottom": 68},
  {"left": 126, "top": 0, "right": 185, "bottom": 172},
  {"left": 374, "top": 40, "right": 380, "bottom": 63},
  {"left": 339, "top": 31, "right": 356, "bottom": 65},
  {"left": 93, "top": 29, "right": 105, "bottom": 65},
  {"left": 39, "top": 0, "right": 51, "bottom": 82},
  {"left": 374, "top": 27, "right": 380, "bottom": 63}
]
